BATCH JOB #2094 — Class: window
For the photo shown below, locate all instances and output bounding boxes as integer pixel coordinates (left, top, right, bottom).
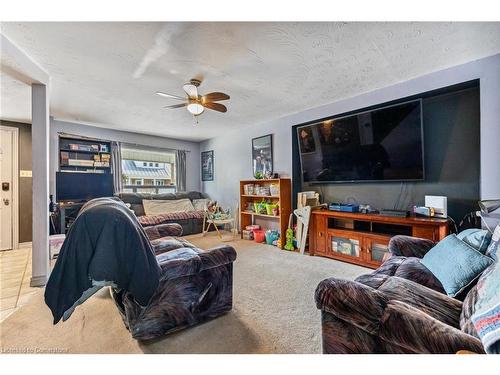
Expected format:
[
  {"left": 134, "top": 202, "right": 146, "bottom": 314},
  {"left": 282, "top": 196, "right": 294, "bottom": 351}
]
[{"left": 121, "top": 146, "right": 176, "bottom": 194}]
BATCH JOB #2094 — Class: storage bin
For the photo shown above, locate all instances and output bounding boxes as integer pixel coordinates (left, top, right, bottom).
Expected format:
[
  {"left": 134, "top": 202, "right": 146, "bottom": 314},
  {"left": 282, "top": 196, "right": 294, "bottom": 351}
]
[
  {"left": 265, "top": 230, "right": 279, "bottom": 245},
  {"left": 270, "top": 184, "right": 279, "bottom": 196},
  {"left": 253, "top": 229, "right": 266, "bottom": 243},
  {"left": 245, "top": 224, "right": 260, "bottom": 231},
  {"left": 242, "top": 230, "right": 254, "bottom": 240},
  {"left": 254, "top": 201, "right": 266, "bottom": 214},
  {"left": 265, "top": 203, "right": 279, "bottom": 215},
  {"left": 243, "top": 184, "right": 255, "bottom": 195}
]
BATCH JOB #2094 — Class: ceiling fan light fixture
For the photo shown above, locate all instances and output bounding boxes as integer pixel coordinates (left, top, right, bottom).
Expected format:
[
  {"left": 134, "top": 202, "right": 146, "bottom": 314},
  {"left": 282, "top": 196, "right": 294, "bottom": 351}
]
[{"left": 187, "top": 103, "right": 204, "bottom": 116}]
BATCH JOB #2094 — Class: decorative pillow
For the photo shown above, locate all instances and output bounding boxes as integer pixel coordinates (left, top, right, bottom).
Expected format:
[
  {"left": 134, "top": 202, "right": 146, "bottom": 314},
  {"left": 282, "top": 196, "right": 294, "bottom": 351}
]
[
  {"left": 143, "top": 198, "right": 195, "bottom": 216},
  {"left": 485, "top": 224, "right": 500, "bottom": 260},
  {"left": 192, "top": 198, "right": 210, "bottom": 211},
  {"left": 470, "top": 262, "right": 500, "bottom": 354},
  {"left": 421, "top": 234, "right": 493, "bottom": 297},
  {"left": 457, "top": 229, "right": 492, "bottom": 254}
]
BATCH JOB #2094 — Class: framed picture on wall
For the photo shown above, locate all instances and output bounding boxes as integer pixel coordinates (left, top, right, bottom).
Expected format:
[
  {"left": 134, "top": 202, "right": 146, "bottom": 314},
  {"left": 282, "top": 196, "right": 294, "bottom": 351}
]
[
  {"left": 252, "top": 134, "right": 273, "bottom": 178},
  {"left": 201, "top": 150, "right": 214, "bottom": 181}
]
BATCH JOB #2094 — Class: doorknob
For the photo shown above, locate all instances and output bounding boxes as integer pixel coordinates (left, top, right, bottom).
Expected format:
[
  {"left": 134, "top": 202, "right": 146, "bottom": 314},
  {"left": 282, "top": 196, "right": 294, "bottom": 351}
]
[{"left": 3, "top": 198, "right": 9, "bottom": 206}]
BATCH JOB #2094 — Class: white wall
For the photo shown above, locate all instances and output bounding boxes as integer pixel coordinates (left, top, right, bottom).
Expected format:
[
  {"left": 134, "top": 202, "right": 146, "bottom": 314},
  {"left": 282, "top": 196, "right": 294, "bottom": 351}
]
[
  {"left": 50, "top": 118, "right": 201, "bottom": 195},
  {"left": 201, "top": 54, "right": 500, "bottom": 209}
]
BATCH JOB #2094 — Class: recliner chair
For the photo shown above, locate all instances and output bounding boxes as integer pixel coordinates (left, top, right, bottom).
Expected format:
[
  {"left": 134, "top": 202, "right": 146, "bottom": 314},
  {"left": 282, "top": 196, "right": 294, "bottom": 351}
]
[{"left": 111, "top": 222, "right": 237, "bottom": 340}]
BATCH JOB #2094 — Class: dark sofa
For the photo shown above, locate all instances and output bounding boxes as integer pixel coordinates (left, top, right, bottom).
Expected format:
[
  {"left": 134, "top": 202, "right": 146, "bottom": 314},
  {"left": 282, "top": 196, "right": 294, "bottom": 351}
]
[
  {"left": 111, "top": 222, "right": 236, "bottom": 341},
  {"left": 315, "top": 235, "right": 488, "bottom": 354},
  {"left": 115, "top": 191, "right": 209, "bottom": 235}
]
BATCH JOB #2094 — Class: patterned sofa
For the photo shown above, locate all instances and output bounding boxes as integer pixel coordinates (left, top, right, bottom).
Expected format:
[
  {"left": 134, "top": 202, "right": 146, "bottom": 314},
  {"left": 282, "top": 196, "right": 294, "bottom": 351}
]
[
  {"left": 111, "top": 222, "right": 236, "bottom": 341},
  {"left": 115, "top": 191, "right": 209, "bottom": 235},
  {"left": 315, "top": 235, "right": 488, "bottom": 354}
]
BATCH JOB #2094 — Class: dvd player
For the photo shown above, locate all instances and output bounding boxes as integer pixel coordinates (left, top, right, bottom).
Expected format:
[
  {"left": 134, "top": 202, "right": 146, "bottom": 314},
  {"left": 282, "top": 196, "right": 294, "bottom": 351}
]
[{"left": 379, "top": 209, "right": 410, "bottom": 218}]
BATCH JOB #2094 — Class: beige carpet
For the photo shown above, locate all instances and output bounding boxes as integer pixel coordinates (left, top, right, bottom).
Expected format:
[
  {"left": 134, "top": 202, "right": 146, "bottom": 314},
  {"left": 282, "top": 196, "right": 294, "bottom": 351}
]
[{"left": 0, "top": 234, "right": 368, "bottom": 354}]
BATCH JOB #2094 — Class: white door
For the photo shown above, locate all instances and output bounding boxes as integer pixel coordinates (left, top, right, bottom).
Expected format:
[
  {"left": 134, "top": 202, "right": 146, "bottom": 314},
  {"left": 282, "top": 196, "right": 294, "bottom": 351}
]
[{"left": 0, "top": 128, "right": 14, "bottom": 250}]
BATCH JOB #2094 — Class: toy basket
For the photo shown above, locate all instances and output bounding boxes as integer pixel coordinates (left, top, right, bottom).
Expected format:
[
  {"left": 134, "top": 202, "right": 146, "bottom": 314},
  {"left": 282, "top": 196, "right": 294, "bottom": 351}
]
[
  {"left": 265, "top": 203, "right": 279, "bottom": 216},
  {"left": 254, "top": 201, "right": 267, "bottom": 214}
]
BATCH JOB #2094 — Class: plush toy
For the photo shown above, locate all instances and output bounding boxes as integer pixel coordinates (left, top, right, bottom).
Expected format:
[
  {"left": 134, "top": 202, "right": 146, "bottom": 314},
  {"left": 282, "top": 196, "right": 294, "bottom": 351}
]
[{"left": 284, "top": 228, "right": 295, "bottom": 251}]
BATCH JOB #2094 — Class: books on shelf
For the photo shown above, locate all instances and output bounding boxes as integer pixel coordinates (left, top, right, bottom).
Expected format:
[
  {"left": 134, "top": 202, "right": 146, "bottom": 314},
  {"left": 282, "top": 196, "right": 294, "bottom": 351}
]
[
  {"left": 66, "top": 143, "right": 109, "bottom": 153},
  {"left": 68, "top": 159, "right": 95, "bottom": 167},
  {"left": 69, "top": 143, "right": 99, "bottom": 152}
]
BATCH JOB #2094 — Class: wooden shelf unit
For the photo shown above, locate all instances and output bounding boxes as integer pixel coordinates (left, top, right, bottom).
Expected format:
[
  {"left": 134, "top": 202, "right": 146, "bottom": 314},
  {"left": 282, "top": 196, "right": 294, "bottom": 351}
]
[
  {"left": 309, "top": 209, "right": 449, "bottom": 269},
  {"left": 239, "top": 178, "right": 291, "bottom": 249},
  {"left": 59, "top": 135, "right": 112, "bottom": 174}
]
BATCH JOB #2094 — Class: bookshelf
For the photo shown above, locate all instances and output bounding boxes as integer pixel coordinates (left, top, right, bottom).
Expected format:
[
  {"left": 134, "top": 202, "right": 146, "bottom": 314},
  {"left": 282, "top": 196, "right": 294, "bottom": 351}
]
[
  {"left": 239, "top": 178, "right": 291, "bottom": 249},
  {"left": 58, "top": 135, "right": 112, "bottom": 174}
]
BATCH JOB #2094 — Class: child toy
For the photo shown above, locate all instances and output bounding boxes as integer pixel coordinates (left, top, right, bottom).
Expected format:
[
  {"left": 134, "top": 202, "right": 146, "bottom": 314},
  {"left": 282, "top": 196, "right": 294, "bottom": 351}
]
[{"left": 284, "top": 213, "right": 295, "bottom": 251}]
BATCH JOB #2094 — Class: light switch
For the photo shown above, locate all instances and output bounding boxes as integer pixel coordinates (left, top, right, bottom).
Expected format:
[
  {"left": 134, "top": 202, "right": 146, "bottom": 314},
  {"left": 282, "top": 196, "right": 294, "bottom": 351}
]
[{"left": 20, "top": 170, "right": 32, "bottom": 178}]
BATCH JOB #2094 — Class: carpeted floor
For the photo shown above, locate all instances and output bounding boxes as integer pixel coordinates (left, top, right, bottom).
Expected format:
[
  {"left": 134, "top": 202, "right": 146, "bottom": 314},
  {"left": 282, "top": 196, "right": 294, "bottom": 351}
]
[{"left": 0, "top": 234, "right": 368, "bottom": 354}]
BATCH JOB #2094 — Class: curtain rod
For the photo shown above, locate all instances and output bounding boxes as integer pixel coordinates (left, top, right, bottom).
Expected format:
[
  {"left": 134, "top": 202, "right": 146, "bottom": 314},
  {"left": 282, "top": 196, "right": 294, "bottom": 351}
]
[
  {"left": 121, "top": 141, "right": 191, "bottom": 153},
  {"left": 57, "top": 132, "right": 191, "bottom": 153}
]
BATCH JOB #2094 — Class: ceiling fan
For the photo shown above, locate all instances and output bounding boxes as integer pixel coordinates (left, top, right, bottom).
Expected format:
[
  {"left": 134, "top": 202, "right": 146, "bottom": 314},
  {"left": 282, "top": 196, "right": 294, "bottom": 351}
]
[{"left": 156, "top": 79, "right": 230, "bottom": 117}]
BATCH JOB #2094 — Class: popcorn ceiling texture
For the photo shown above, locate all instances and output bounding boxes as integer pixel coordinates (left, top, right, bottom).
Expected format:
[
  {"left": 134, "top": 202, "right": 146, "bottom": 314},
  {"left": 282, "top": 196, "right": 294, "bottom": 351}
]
[{"left": 2, "top": 22, "right": 500, "bottom": 141}]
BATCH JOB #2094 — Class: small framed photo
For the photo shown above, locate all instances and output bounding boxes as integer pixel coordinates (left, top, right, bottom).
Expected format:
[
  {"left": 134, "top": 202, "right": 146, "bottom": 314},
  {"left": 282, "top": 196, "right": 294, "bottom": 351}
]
[
  {"left": 201, "top": 150, "right": 214, "bottom": 181},
  {"left": 252, "top": 134, "right": 273, "bottom": 178}
]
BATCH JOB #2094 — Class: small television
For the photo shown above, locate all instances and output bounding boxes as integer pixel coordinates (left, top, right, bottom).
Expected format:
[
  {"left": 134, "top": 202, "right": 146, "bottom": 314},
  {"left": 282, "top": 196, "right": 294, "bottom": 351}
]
[
  {"left": 56, "top": 172, "right": 114, "bottom": 202},
  {"left": 297, "top": 99, "right": 424, "bottom": 183}
]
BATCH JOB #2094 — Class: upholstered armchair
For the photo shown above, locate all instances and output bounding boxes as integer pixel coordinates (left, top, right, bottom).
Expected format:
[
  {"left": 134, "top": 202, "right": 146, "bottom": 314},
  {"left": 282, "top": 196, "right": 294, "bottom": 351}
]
[
  {"left": 111, "top": 222, "right": 237, "bottom": 341},
  {"left": 315, "top": 235, "right": 486, "bottom": 354}
]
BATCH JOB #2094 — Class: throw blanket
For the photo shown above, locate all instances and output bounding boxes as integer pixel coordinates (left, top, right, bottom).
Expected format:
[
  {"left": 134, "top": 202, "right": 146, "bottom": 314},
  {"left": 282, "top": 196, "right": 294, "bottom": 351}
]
[
  {"left": 45, "top": 198, "right": 161, "bottom": 324},
  {"left": 471, "top": 224, "right": 500, "bottom": 353},
  {"left": 138, "top": 210, "right": 205, "bottom": 226}
]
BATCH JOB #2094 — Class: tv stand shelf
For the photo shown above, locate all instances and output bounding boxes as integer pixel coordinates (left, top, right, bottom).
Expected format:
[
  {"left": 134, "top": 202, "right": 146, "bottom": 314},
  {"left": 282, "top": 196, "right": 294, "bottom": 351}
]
[{"left": 309, "top": 209, "right": 449, "bottom": 269}]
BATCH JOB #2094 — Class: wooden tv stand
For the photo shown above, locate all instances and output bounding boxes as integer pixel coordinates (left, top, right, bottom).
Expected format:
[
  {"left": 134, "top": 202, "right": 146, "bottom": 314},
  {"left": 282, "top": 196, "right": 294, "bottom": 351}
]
[{"left": 308, "top": 209, "right": 449, "bottom": 269}]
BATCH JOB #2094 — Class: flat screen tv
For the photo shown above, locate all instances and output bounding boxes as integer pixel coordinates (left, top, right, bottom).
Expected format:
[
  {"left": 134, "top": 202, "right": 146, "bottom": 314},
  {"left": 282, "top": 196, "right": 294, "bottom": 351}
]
[
  {"left": 297, "top": 99, "right": 424, "bottom": 183},
  {"left": 56, "top": 172, "right": 114, "bottom": 202}
]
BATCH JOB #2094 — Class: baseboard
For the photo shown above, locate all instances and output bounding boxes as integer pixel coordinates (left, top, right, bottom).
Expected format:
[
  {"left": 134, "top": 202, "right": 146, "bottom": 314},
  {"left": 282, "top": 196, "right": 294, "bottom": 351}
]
[
  {"left": 18, "top": 241, "right": 32, "bottom": 248},
  {"left": 30, "top": 275, "right": 48, "bottom": 287}
]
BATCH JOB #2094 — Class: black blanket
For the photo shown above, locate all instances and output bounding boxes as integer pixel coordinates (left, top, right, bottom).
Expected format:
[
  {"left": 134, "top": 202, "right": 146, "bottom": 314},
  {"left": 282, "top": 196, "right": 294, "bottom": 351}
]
[{"left": 45, "top": 198, "right": 161, "bottom": 324}]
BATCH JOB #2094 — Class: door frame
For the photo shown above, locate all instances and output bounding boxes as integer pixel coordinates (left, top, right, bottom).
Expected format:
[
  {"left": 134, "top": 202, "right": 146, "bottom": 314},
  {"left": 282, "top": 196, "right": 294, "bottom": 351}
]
[{"left": 1, "top": 125, "right": 19, "bottom": 250}]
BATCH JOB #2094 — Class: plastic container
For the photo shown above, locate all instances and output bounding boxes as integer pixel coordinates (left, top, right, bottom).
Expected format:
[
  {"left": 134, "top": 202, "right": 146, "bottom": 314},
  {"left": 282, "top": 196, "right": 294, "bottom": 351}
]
[
  {"left": 270, "top": 184, "right": 279, "bottom": 196},
  {"left": 253, "top": 229, "right": 266, "bottom": 243},
  {"left": 244, "top": 184, "right": 254, "bottom": 195},
  {"left": 265, "top": 203, "right": 279, "bottom": 215},
  {"left": 245, "top": 224, "right": 260, "bottom": 231},
  {"left": 254, "top": 201, "right": 266, "bottom": 214},
  {"left": 265, "top": 230, "right": 279, "bottom": 245},
  {"left": 242, "top": 230, "right": 254, "bottom": 240}
]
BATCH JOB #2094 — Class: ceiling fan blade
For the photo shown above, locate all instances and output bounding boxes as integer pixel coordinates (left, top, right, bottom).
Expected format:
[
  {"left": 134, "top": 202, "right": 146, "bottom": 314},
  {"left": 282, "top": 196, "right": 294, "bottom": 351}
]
[
  {"left": 203, "top": 102, "right": 227, "bottom": 113},
  {"left": 163, "top": 103, "right": 188, "bottom": 109},
  {"left": 156, "top": 91, "right": 186, "bottom": 100},
  {"left": 202, "top": 92, "right": 230, "bottom": 102},
  {"left": 182, "top": 83, "right": 198, "bottom": 99}
]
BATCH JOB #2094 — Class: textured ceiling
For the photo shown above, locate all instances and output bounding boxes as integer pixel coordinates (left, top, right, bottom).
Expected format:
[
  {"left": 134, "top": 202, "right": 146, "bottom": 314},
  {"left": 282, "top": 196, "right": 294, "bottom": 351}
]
[{"left": 1, "top": 22, "right": 500, "bottom": 141}]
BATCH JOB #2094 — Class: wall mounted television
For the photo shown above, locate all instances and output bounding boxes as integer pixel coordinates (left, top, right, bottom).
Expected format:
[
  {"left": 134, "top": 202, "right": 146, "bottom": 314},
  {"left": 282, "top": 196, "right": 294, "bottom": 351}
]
[
  {"left": 297, "top": 99, "right": 424, "bottom": 183},
  {"left": 56, "top": 172, "right": 114, "bottom": 202}
]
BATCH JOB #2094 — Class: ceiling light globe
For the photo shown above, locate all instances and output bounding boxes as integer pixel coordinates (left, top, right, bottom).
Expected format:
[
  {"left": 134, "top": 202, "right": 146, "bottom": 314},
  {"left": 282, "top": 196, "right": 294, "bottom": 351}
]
[{"left": 187, "top": 103, "right": 204, "bottom": 116}]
